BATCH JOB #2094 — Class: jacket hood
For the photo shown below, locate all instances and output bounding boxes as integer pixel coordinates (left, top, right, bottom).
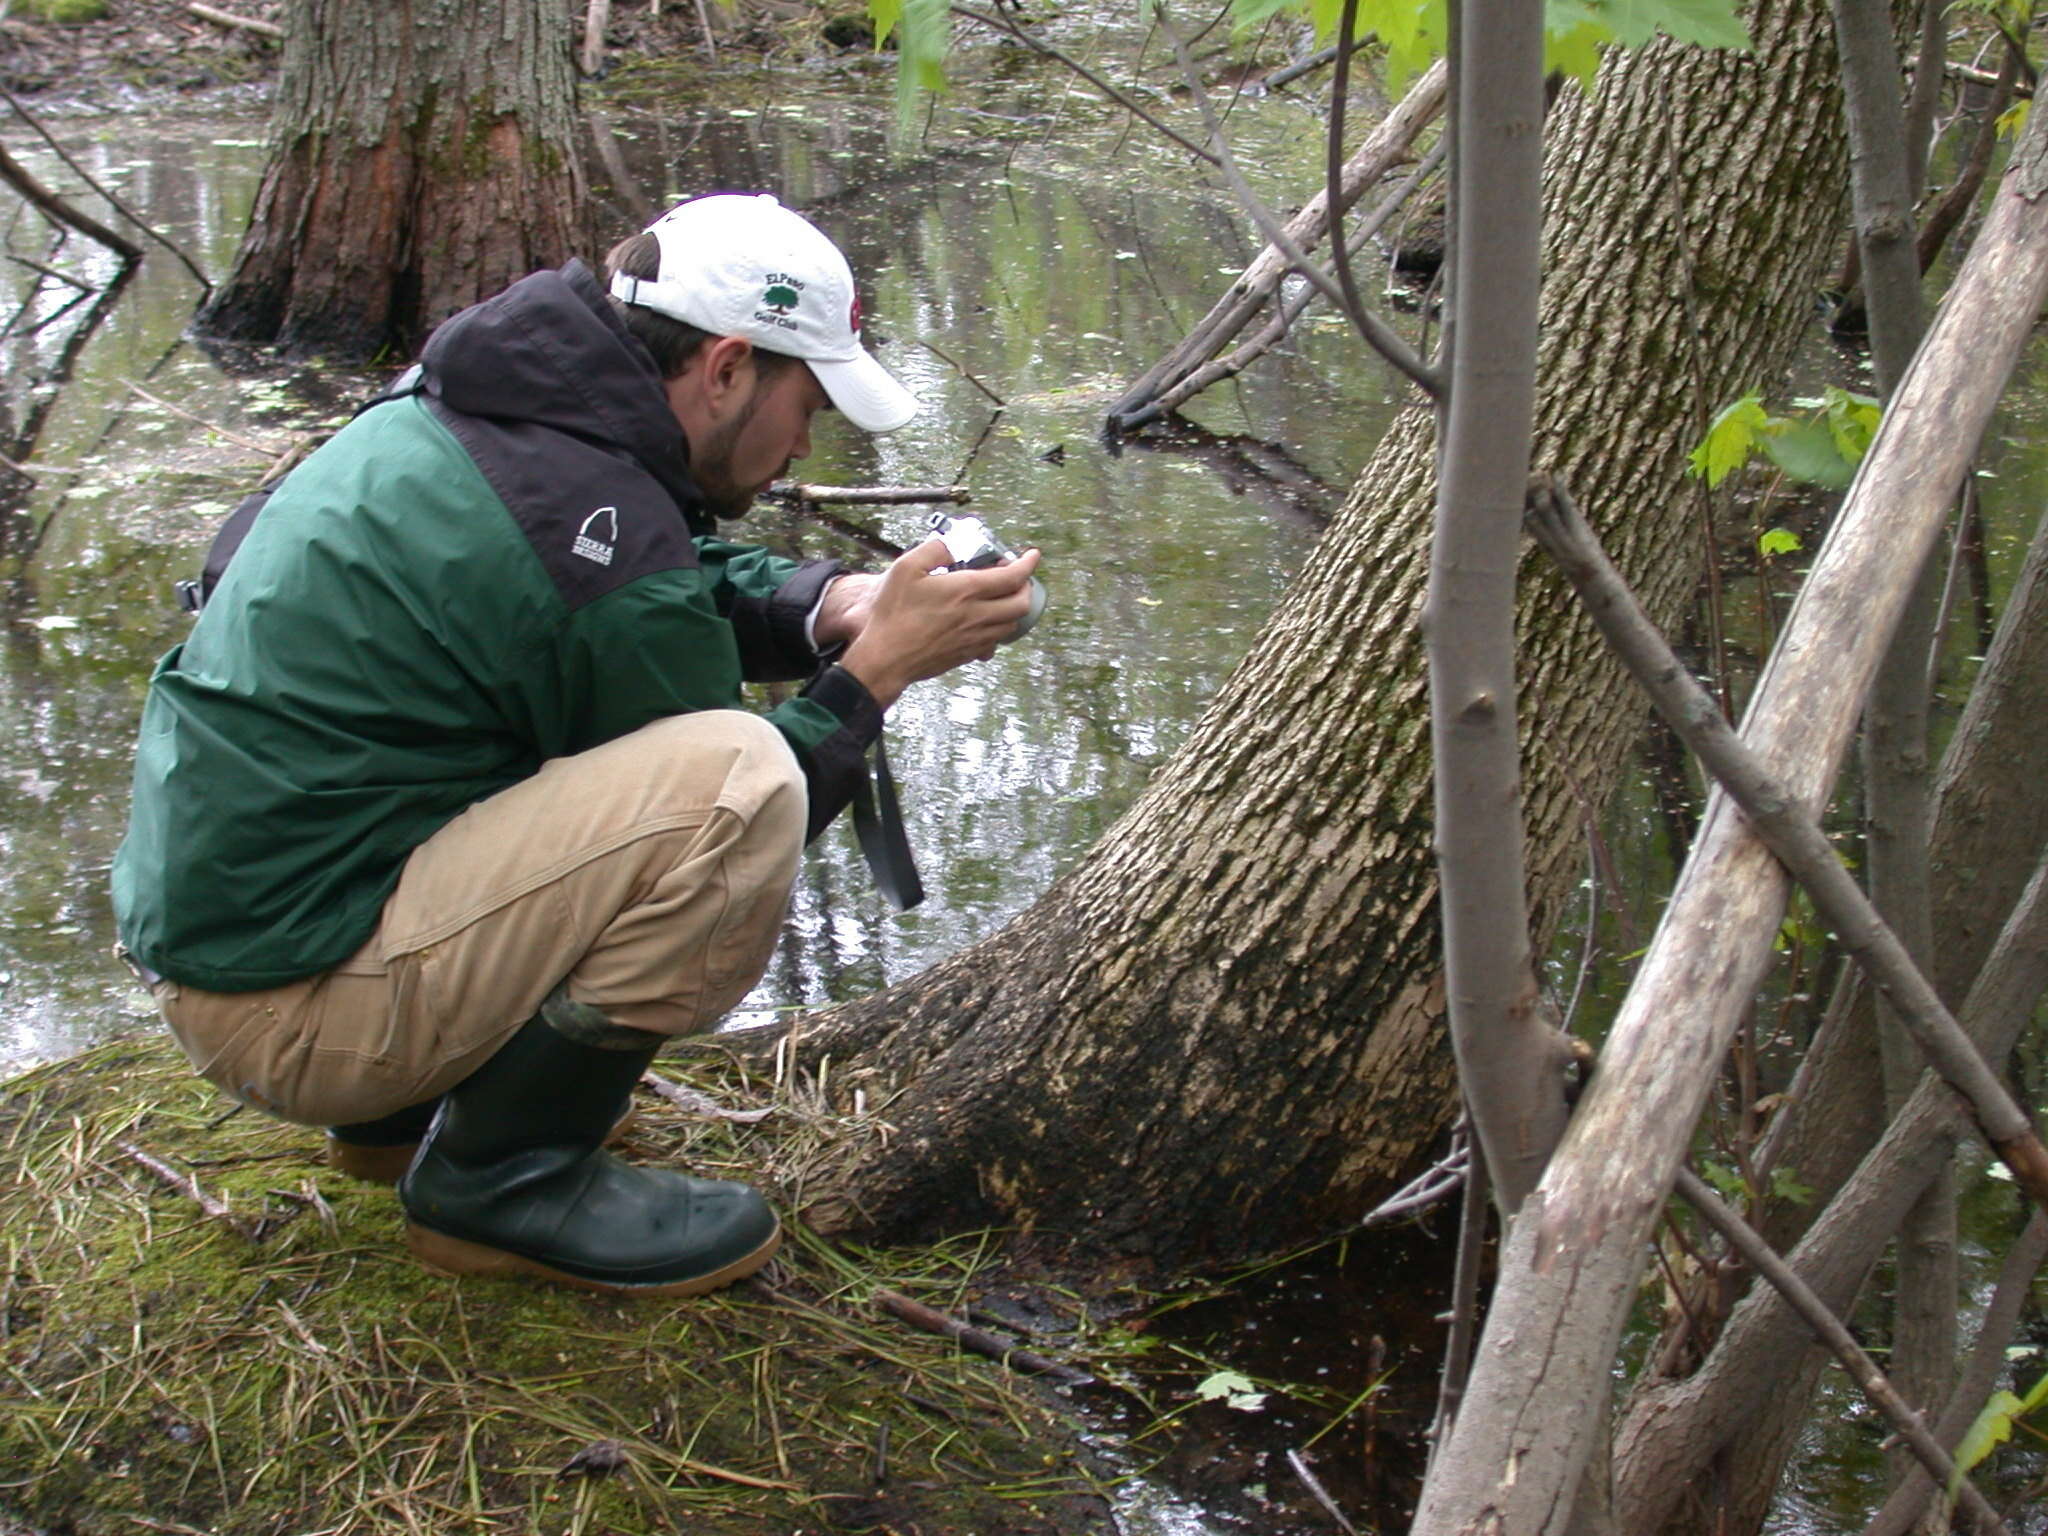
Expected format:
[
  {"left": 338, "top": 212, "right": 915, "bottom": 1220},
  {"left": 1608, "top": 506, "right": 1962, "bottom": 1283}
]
[{"left": 420, "top": 261, "right": 705, "bottom": 521}]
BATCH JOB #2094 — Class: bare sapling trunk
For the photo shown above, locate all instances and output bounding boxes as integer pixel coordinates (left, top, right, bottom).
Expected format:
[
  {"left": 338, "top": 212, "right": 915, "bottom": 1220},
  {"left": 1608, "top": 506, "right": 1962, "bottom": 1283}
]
[
  {"left": 1830, "top": 0, "right": 1952, "bottom": 1476},
  {"left": 1429, "top": 0, "right": 1568, "bottom": 1215},
  {"left": 1411, "top": 100, "right": 2048, "bottom": 1536}
]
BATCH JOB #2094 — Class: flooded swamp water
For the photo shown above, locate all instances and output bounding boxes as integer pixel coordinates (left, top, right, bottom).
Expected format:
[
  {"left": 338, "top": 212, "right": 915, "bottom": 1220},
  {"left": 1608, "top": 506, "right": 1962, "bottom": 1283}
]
[{"left": 4, "top": 27, "right": 2048, "bottom": 1536}]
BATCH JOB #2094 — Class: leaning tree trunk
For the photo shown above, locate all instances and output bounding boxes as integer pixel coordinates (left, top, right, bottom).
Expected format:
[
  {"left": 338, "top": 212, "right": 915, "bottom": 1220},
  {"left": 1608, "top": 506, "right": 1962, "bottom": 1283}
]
[
  {"left": 775, "top": 0, "right": 1849, "bottom": 1266},
  {"left": 198, "top": 0, "right": 587, "bottom": 361}
]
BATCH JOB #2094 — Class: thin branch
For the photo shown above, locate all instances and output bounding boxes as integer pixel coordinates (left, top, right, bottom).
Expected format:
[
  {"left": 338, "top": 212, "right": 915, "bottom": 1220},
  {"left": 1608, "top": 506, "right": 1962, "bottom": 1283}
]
[
  {"left": 1526, "top": 475, "right": 2048, "bottom": 1214},
  {"left": 949, "top": 4, "right": 1222, "bottom": 167},
  {"left": 1284, "top": 1448, "right": 1362, "bottom": 1536},
  {"left": 120, "top": 379, "right": 293, "bottom": 460},
  {"left": 911, "top": 338, "right": 1007, "bottom": 407},
  {"left": 1862, "top": 1210, "right": 2048, "bottom": 1536},
  {"left": 119, "top": 1143, "right": 259, "bottom": 1242},
  {"left": 1360, "top": 1128, "right": 1469, "bottom": 1226},
  {"left": 2, "top": 87, "right": 210, "bottom": 293},
  {"left": 762, "top": 482, "right": 969, "bottom": 506},
  {"left": 187, "top": 2, "right": 284, "bottom": 39},
  {"left": 1426, "top": 1122, "right": 1489, "bottom": 1468},
  {"left": 639, "top": 1072, "right": 773, "bottom": 1124},
  {"left": 0, "top": 139, "right": 140, "bottom": 263},
  {"left": 1672, "top": 1166, "right": 2013, "bottom": 1536},
  {"left": 1155, "top": 1, "right": 1441, "bottom": 396},
  {"left": 873, "top": 1289, "right": 1094, "bottom": 1385},
  {"left": 1325, "top": 0, "right": 1372, "bottom": 349}
]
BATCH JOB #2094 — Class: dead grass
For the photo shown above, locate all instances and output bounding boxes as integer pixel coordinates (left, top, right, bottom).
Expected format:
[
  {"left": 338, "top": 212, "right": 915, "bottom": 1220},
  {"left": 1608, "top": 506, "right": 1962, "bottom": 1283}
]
[{"left": 0, "top": 1035, "right": 1122, "bottom": 1535}]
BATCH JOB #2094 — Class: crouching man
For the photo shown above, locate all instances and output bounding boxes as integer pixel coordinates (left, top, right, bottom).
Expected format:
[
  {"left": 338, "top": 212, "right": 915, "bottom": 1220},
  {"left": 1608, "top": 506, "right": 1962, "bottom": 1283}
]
[{"left": 111, "top": 193, "right": 1039, "bottom": 1298}]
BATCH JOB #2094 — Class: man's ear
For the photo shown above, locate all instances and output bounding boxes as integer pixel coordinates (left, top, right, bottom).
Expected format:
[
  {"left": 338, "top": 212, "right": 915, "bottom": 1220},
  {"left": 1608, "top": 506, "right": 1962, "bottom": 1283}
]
[
  {"left": 695, "top": 335, "right": 757, "bottom": 419},
  {"left": 665, "top": 334, "right": 756, "bottom": 449}
]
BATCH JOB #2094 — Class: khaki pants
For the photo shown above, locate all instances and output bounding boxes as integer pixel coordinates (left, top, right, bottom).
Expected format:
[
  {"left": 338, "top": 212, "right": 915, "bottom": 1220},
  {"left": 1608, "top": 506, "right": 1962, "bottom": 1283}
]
[{"left": 152, "top": 711, "right": 805, "bottom": 1127}]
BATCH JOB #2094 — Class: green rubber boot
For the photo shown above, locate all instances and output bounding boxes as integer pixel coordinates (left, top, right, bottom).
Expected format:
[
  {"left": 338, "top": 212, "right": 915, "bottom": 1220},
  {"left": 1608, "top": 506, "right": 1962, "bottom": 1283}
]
[
  {"left": 327, "top": 1096, "right": 638, "bottom": 1185},
  {"left": 397, "top": 996, "right": 780, "bottom": 1297}
]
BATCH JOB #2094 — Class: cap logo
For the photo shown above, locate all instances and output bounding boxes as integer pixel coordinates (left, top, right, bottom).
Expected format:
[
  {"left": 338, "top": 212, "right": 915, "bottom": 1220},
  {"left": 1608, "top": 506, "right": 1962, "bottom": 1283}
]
[
  {"left": 757, "top": 272, "right": 804, "bottom": 333},
  {"left": 849, "top": 293, "right": 863, "bottom": 334}
]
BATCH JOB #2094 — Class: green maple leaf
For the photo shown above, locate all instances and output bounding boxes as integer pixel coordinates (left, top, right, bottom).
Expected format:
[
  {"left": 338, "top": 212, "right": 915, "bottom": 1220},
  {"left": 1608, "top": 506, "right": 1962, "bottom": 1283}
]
[{"left": 1690, "top": 393, "right": 1767, "bottom": 488}]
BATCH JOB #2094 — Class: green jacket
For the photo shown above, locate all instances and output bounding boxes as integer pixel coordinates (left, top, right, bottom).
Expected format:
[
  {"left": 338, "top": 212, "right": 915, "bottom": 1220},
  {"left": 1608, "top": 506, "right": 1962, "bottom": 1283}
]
[{"left": 114, "top": 263, "right": 880, "bottom": 992}]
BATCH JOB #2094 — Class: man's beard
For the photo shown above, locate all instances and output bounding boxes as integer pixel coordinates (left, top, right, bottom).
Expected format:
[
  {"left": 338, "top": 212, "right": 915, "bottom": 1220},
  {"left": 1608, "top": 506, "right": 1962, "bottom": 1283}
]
[{"left": 690, "top": 379, "right": 783, "bottom": 520}]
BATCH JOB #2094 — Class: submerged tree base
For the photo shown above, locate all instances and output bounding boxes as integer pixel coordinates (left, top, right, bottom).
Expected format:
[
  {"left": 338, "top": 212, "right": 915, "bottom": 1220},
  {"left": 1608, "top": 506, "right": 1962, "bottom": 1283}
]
[{"left": 0, "top": 1036, "right": 1122, "bottom": 1534}]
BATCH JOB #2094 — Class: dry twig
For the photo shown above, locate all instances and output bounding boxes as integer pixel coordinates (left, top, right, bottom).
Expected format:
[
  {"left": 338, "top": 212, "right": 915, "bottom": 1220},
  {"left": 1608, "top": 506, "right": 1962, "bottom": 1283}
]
[
  {"left": 875, "top": 1289, "right": 1094, "bottom": 1385},
  {"left": 118, "top": 1141, "right": 258, "bottom": 1241},
  {"left": 187, "top": 2, "right": 284, "bottom": 38}
]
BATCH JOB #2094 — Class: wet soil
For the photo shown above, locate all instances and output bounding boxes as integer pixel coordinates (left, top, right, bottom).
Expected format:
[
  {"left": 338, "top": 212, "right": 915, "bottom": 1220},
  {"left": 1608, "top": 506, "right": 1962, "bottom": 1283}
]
[
  {"left": 0, "top": 0, "right": 862, "bottom": 105},
  {"left": 0, "top": 0, "right": 283, "bottom": 100}
]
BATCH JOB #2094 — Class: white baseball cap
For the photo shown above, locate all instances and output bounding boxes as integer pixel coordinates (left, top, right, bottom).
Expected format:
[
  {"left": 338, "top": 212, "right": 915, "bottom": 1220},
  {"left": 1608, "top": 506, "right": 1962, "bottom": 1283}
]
[{"left": 609, "top": 193, "right": 921, "bottom": 434}]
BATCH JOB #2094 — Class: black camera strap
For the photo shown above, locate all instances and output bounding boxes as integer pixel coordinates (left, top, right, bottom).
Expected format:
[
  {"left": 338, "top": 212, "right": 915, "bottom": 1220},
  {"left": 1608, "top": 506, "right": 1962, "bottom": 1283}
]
[{"left": 849, "top": 736, "right": 924, "bottom": 911}]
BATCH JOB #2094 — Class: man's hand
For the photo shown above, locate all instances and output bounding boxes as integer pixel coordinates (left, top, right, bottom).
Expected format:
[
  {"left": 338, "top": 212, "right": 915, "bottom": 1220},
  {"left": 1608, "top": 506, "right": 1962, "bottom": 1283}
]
[
  {"left": 836, "top": 537, "right": 1042, "bottom": 709},
  {"left": 813, "top": 572, "right": 881, "bottom": 651}
]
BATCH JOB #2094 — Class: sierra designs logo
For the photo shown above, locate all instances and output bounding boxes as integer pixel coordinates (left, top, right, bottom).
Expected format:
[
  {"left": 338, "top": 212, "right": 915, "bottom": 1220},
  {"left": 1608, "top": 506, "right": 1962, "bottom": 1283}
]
[{"left": 573, "top": 506, "right": 618, "bottom": 566}]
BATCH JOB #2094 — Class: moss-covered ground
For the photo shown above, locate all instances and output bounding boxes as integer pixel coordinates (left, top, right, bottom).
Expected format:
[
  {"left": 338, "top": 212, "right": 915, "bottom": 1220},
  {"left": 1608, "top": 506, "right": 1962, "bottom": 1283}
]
[{"left": 0, "top": 1035, "right": 1123, "bottom": 1535}]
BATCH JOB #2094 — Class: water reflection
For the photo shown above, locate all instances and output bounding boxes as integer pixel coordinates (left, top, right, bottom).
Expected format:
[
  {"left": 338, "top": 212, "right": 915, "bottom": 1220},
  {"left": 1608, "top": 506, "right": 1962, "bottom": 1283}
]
[{"left": 0, "top": 71, "right": 1405, "bottom": 1070}]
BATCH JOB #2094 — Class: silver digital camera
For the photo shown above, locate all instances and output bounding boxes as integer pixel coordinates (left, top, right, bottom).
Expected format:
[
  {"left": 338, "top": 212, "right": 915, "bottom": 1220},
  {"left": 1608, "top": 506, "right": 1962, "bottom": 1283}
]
[{"left": 929, "top": 512, "right": 1047, "bottom": 641}]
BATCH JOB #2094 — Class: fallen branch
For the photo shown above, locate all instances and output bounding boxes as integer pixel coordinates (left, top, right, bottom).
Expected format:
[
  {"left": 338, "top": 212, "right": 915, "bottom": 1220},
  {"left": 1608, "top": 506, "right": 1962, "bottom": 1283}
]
[
  {"left": 1117, "top": 140, "right": 1445, "bottom": 431},
  {"left": 1108, "top": 55, "right": 1446, "bottom": 427},
  {"left": 187, "top": 2, "right": 284, "bottom": 39},
  {"left": 1672, "top": 1166, "right": 2012, "bottom": 1536},
  {"left": 640, "top": 1072, "right": 773, "bottom": 1124},
  {"left": 3, "top": 88, "right": 213, "bottom": 294},
  {"left": 119, "top": 1142, "right": 258, "bottom": 1241},
  {"left": 0, "top": 140, "right": 140, "bottom": 263},
  {"left": 950, "top": 4, "right": 1222, "bottom": 168},
  {"left": 1156, "top": 2, "right": 1438, "bottom": 396},
  {"left": 1264, "top": 44, "right": 1338, "bottom": 91},
  {"left": 1526, "top": 475, "right": 2048, "bottom": 1214},
  {"left": 120, "top": 380, "right": 294, "bottom": 460},
  {"left": 764, "top": 482, "right": 969, "bottom": 506},
  {"left": 874, "top": 1289, "right": 1093, "bottom": 1385}
]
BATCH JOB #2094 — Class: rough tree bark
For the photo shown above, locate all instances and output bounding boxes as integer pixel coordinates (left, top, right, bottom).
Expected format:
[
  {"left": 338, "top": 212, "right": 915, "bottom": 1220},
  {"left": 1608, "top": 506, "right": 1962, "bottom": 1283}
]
[
  {"left": 766, "top": 0, "right": 1850, "bottom": 1266},
  {"left": 198, "top": 0, "right": 587, "bottom": 361}
]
